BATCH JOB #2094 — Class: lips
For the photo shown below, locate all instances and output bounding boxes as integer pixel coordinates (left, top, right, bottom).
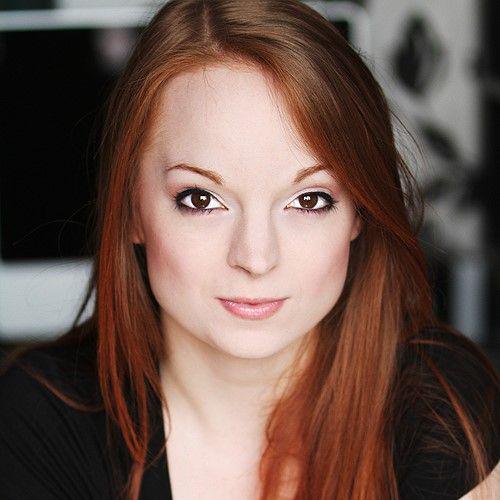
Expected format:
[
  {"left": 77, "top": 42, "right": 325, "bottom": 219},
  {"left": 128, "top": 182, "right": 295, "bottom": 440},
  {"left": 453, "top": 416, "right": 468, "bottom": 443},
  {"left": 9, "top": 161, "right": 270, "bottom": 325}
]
[{"left": 217, "top": 297, "right": 287, "bottom": 320}]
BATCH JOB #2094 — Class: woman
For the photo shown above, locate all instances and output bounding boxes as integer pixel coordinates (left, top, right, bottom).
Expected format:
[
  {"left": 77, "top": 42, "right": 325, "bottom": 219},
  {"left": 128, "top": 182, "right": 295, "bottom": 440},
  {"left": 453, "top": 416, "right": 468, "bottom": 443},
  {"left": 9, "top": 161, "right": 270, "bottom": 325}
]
[{"left": 0, "top": 0, "right": 498, "bottom": 498}]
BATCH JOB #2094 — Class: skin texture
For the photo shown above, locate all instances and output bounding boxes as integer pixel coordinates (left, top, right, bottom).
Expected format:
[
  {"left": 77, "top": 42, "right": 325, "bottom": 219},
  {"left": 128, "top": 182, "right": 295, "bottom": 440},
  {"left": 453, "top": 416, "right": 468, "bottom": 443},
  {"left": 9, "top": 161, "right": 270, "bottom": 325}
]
[{"left": 131, "top": 64, "right": 361, "bottom": 494}]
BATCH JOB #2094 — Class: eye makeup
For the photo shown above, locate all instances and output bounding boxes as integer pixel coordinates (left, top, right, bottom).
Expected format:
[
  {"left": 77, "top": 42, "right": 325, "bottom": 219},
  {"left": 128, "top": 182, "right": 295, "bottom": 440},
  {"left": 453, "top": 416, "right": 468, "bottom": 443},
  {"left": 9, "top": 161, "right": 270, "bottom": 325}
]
[{"left": 170, "top": 185, "right": 339, "bottom": 216}]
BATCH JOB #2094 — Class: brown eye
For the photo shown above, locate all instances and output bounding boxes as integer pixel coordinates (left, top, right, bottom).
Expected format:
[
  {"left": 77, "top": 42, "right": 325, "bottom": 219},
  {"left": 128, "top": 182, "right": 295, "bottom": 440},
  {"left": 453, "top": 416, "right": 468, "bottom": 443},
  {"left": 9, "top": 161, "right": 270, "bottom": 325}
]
[
  {"left": 190, "top": 191, "right": 211, "bottom": 209},
  {"left": 298, "top": 193, "right": 319, "bottom": 209},
  {"left": 174, "top": 187, "right": 224, "bottom": 215},
  {"left": 287, "top": 191, "right": 336, "bottom": 215}
]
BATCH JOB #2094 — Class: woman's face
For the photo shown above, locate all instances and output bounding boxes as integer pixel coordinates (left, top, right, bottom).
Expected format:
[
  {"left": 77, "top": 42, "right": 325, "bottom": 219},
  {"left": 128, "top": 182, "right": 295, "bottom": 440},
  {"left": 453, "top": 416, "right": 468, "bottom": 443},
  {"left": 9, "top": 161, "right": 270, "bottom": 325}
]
[{"left": 133, "top": 64, "right": 361, "bottom": 359}]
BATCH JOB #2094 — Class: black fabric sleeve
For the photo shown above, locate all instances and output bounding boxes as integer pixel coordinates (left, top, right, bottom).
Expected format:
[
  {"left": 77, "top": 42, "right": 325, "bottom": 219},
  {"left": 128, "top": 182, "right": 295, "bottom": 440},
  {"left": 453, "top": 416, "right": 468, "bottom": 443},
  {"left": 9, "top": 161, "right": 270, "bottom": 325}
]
[
  {"left": 0, "top": 353, "right": 119, "bottom": 500},
  {"left": 395, "top": 331, "right": 500, "bottom": 499}
]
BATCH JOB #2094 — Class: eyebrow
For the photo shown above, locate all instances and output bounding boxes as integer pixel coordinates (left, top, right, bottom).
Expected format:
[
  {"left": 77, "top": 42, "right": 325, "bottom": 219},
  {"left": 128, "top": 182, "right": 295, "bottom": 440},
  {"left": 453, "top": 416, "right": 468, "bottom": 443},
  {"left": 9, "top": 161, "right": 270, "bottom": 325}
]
[{"left": 164, "top": 163, "right": 332, "bottom": 185}]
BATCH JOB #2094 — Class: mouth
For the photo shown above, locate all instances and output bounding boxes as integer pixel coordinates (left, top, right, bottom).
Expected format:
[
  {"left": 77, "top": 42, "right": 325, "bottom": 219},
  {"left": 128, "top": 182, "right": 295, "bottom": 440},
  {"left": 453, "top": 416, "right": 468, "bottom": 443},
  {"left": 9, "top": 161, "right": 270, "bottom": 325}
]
[
  {"left": 216, "top": 297, "right": 288, "bottom": 320},
  {"left": 218, "top": 296, "right": 287, "bottom": 305}
]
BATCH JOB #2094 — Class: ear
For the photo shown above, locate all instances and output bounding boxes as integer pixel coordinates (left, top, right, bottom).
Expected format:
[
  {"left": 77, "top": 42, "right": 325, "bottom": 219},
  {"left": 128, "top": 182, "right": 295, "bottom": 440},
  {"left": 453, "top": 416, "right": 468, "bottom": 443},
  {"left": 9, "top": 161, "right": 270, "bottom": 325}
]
[
  {"left": 350, "top": 212, "right": 363, "bottom": 242},
  {"left": 130, "top": 213, "right": 145, "bottom": 245}
]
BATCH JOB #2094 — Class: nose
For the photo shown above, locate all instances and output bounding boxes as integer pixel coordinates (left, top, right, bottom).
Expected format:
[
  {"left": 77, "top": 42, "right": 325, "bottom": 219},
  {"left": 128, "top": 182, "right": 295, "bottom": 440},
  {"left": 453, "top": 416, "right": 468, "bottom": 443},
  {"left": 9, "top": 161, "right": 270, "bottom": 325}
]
[{"left": 227, "top": 209, "right": 279, "bottom": 276}]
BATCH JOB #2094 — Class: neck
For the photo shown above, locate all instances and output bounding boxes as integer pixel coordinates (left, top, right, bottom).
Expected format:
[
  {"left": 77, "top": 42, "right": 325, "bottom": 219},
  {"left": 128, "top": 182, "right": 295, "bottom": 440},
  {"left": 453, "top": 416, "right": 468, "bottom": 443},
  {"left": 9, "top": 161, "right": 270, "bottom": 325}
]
[{"left": 159, "top": 318, "right": 310, "bottom": 450}]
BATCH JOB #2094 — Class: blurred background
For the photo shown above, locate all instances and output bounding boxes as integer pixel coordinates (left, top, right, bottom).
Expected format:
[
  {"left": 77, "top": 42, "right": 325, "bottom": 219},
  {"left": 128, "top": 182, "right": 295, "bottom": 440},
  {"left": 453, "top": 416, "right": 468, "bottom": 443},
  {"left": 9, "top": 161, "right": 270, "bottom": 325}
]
[{"left": 0, "top": 0, "right": 498, "bottom": 370}]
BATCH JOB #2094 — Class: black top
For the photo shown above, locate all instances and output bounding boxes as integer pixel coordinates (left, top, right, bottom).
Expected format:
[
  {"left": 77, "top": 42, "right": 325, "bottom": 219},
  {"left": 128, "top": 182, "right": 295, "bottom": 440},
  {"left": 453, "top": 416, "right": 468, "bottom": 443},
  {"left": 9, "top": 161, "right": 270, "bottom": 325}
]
[{"left": 0, "top": 328, "right": 499, "bottom": 499}]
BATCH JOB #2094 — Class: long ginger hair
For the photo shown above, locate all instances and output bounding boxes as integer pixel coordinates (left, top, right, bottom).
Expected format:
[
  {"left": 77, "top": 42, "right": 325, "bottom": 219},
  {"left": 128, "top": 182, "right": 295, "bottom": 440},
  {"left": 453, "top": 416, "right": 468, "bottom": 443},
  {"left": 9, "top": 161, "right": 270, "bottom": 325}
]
[{"left": 2, "top": 0, "right": 498, "bottom": 498}]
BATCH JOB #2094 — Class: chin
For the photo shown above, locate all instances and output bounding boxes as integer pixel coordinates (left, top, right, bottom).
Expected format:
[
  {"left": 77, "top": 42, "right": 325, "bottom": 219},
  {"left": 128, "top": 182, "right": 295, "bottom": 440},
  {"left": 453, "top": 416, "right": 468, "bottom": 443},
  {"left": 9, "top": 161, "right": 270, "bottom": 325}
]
[{"left": 205, "top": 330, "right": 302, "bottom": 360}]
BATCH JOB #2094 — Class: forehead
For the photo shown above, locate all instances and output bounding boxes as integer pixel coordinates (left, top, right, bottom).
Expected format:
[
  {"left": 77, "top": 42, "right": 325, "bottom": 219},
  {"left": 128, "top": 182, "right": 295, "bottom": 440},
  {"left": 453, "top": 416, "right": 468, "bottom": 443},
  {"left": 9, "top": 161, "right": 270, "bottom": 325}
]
[{"left": 144, "top": 65, "right": 334, "bottom": 186}]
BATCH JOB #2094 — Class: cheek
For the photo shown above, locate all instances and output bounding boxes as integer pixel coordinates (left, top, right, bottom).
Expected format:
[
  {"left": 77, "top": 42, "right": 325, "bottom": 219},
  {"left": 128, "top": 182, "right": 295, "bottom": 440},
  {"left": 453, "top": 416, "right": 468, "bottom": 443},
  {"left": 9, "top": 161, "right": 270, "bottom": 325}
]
[
  {"left": 140, "top": 214, "right": 216, "bottom": 303},
  {"left": 294, "top": 232, "right": 351, "bottom": 300}
]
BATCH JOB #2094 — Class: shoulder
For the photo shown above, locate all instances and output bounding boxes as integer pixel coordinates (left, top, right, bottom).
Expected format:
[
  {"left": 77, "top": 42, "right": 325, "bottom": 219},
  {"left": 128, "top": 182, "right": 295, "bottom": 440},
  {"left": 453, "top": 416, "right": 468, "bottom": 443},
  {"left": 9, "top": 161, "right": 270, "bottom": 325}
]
[
  {"left": 0, "top": 334, "right": 101, "bottom": 408},
  {"left": 0, "top": 342, "right": 121, "bottom": 499},
  {"left": 394, "top": 327, "right": 500, "bottom": 499},
  {"left": 401, "top": 327, "right": 499, "bottom": 415},
  {"left": 400, "top": 327, "right": 499, "bottom": 431}
]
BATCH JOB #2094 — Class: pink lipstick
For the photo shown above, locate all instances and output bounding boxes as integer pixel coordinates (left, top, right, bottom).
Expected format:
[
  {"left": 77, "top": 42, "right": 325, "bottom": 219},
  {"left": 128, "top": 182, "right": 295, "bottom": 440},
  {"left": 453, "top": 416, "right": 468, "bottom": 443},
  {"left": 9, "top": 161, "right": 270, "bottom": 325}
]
[{"left": 217, "top": 297, "right": 287, "bottom": 320}]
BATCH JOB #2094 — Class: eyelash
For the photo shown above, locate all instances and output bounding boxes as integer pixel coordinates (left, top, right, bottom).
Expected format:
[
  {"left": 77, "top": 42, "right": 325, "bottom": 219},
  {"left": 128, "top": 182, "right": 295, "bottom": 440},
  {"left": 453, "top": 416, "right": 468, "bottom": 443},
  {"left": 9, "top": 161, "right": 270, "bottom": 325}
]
[{"left": 171, "top": 185, "right": 338, "bottom": 216}]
